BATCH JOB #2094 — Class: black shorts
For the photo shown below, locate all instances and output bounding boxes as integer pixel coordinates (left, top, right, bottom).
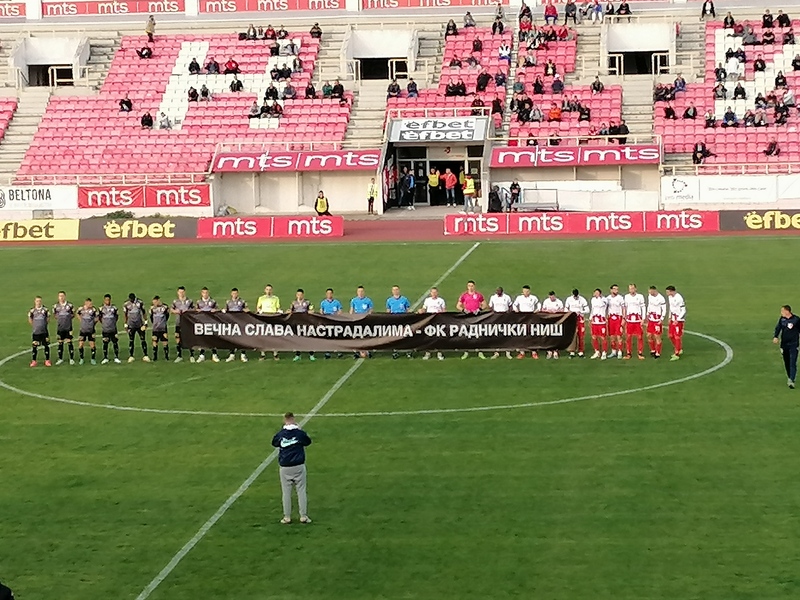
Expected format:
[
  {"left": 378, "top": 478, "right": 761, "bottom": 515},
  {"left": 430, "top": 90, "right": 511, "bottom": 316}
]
[
  {"left": 152, "top": 331, "right": 168, "bottom": 342},
  {"left": 79, "top": 332, "right": 95, "bottom": 342},
  {"left": 32, "top": 333, "right": 49, "bottom": 345},
  {"left": 57, "top": 329, "right": 73, "bottom": 341},
  {"left": 128, "top": 326, "right": 146, "bottom": 336},
  {"left": 102, "top": 331, "right": 118, "bottom": 342}
]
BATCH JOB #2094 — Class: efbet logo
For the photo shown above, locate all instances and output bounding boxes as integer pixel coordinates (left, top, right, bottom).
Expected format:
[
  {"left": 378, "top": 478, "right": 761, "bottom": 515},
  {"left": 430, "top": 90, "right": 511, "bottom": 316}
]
[
  {"left": 103, "top": 219, "right": 177, "bottom": 239},
  {"left": 743, "top": 210, "right": 800, "bottom": 230}
]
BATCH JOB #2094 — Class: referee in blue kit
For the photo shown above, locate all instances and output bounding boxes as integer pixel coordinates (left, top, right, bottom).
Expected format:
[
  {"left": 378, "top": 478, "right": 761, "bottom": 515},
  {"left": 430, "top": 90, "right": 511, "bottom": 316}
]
[
  {"left": 386, "top": 285, "right": 412, "bottom": 360},
  {"left": 773, "top": 304, "right": 800, "bottom": 389}
]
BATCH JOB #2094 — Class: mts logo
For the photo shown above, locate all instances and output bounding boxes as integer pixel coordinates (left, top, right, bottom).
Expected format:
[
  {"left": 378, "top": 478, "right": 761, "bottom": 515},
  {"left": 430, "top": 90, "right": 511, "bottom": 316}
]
[
  {"left": 211, "top": 218, "right": 260, "bottom": 237},
  {"left": 0, "top": 3, "right": 23, "bottom": 17},
  {"left": 450, "top": 215, "right": 502, "bottom": 234},
  {"left": 96, "top": 1, "right": 131, "bottom": 14},
  {"left": 584, "top": 213, "right": 634, "bottom": 231},
  {"left": 308, "top": 0, "right": 340, "bottom": 7},
  {"left": 286, "top": 217, "right": 334, "bottom": 236},
  {"left": 257, "top": 0, "right": 289, "bottom": 9},
  {"left": 81, "top": 187, "right": 141, "bottom": 208},
  {"left": 201, "top": 0, "right": 238, "bottom": 11},
  {"left": 363, "top": 0, "right": 399, "bottom": 8},
  {"left": 652, "top": 212, "right": 705, "bottom": 230},
  {"left": 148, "top": 186, "right": 208, "bottom": 206},
  {"left": 43, "top": 2, "right": 79, "bottom": 16}
]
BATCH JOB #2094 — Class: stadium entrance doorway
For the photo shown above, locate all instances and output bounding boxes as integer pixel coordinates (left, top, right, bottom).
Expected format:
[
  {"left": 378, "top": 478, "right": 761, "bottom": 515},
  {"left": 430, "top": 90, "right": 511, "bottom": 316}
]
[{"left": 428, "top": 160, "right": 464, "bottom": 207}]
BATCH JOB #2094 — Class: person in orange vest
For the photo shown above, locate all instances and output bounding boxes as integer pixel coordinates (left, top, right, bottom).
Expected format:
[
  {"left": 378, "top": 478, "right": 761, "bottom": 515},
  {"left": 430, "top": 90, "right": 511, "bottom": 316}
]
[{"left": 314, "top": 191, "right": 331, "bottom": 216}]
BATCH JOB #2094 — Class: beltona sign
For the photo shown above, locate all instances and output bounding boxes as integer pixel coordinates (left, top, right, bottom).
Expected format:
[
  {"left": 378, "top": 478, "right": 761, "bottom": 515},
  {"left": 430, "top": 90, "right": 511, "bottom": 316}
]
[
  {"left": 388, "top": 117, "right": 489, "bottom": 143},
  {"left": 490, "top": 145, "right": 662, "bottom": 168},
  {"left": 212, "top": 149, "right": 381, "bottom": 173}
]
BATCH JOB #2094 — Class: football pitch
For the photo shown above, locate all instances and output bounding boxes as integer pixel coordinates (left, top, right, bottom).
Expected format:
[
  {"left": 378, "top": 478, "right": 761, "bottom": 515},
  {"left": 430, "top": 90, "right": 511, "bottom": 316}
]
[{"left": 2, "top": 237, "right": 800, "bottom": 600}]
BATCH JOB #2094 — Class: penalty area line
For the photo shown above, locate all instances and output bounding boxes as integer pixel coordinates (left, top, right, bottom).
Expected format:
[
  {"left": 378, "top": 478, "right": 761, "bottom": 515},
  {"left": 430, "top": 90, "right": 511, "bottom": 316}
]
[{"left": 133, "top": 241, "right": 482, "bottom": 599}]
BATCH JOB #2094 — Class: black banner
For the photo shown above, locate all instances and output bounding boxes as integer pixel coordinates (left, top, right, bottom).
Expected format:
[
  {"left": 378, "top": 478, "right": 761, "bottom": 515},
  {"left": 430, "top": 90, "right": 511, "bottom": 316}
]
[{"left": 181, "top": 311, "right": 577, "bottom": 353}]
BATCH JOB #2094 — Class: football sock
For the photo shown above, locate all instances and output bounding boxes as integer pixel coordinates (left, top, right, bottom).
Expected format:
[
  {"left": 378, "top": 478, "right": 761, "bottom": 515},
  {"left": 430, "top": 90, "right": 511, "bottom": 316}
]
[
  {"left": 32, "top": 345, "right": 38, "bottom": 361},
  {"left": 68, "top": 342, "right": 75, "bottom": 359},
  {"left": 44, "top": 344, "right": 50, "bottom": 360},
  {"left": 103, "top": 340, "right": 109, "bottom": 359},
  {"left": 58, "top": 342, "right": 64, "bottom": 360}
]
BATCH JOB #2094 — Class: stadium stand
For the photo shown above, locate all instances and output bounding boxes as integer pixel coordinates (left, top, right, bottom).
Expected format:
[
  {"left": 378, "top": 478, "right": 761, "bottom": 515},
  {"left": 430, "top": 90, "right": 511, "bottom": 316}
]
[
  {"left": 655, "top": 18, "right": 800, "bottom": 170},
  {"left": 17, "top": 33, "right": 351, "bottom": 182},
  {"left": 0, "top": 99, "right": 17, "bottom": 143}
]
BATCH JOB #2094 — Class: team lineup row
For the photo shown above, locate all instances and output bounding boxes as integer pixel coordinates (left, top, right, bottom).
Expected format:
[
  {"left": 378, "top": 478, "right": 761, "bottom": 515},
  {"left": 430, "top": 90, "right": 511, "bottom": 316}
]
[{"left": 24, "top": 282, "right": 687, "bottom": 367}]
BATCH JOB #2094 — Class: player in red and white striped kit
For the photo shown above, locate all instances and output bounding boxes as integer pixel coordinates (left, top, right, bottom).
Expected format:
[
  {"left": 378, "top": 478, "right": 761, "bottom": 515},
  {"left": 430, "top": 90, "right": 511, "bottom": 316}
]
[
  {"left": 666, "top": 285, "right": 686, "bottom": 361},
  {"left": 564, "top": 288, "right": 589, "bottom": 358},
  {"left": 589, "top": 288, "right": 609, "bottom": 360},
  {"left": 606, "top": 284, "right": 625, "bottom": 359},
  {"left": 623, "top": 283, "right": 646, "bottom": 360},
  {"left": 646, "top": 286, "right": 667, "bottom": 358}
]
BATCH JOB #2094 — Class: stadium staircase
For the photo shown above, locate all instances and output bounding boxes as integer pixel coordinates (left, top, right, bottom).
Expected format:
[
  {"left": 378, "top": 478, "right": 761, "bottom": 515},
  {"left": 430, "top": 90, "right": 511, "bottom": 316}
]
[{"left": 0, "top": 88, "right": 47, "bottom": 179}]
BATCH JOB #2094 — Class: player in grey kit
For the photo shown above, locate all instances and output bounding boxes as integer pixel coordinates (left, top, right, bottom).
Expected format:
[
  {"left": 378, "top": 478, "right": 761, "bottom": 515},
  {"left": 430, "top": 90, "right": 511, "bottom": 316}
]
[
  {"left": 196, "top": 287, "right": 220, "bottom": 363},
  {"left": 99, "top": 294, "right": 121, "bottom": 364},
  {"left": 171, "top": 286, "right": 195, "bottom": 363},
  {"left": 76, "top": 298, "right": 99, "bottom": 365},
  {"left": 223, "top": 287, "right": 249, "bottom": 362},
  {"left": 53, "top": 291, "right": 75, "bottom": 365},
  {"left": 150, "top": 296, "right": 170, "bottom": 362},
  {"left": 124, "top": 293, "right": 149, "bottom": 363},
  {"left": 290, "top": 288, "right": 315, "bottom": 362},
  {"left": 28, "top": 296, "right": 51, "bottom": 367}
]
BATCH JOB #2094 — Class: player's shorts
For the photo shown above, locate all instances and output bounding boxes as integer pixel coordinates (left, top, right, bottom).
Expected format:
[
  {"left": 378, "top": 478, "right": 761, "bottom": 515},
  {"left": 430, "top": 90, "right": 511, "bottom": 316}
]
[
  {"left": 591, "top": 323, "right": 607, "bottom": 336},
  {"left": 669, "top": 321, "right": 685, "bottom": 338},
  {"left": 647, "top": 321, "right": 663, "bottom": 336},
  {"left": 626, "top": 321, "right": 643, "bottom": 336},
  {"left": 32, "top": 333, "right": 49, "bottom": 345},
  {"left": 102, "top": 331, "right": 118, "bottom": 342},
  {"left": 57, "top": 329, "right": 73, "bottom": 341},
  {"left": 128, "top": 325, "right": 146, "bottom": 336},
  {"left": 608, "top": 315, "right": 623, "bottom": 336},
  {"left": 79, "top": 331, "right": 95, "bottom": 342},
  {"left": 152, "top": 331, "right": 168, "bottom": 342}
]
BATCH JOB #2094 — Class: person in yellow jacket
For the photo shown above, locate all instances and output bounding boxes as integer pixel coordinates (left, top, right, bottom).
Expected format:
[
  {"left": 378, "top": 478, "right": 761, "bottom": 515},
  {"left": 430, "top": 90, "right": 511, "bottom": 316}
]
[
  {"left": 256, "top": 285, "right": 281, "bottom": 361},
  {"left": 462, "top": 173, "right": 476, "bottom": 213},
  {"left": 428, "top": 167, "right": 440, "bottom": 205},
  {"left": 314, "top": 191, "right": 331, "bottom": 216},
  {"left": 367, "top": 178, "right": 378, "bottom": 215},
  {"left": 145, "top": 14, "right": 156, "bottom": 43}
]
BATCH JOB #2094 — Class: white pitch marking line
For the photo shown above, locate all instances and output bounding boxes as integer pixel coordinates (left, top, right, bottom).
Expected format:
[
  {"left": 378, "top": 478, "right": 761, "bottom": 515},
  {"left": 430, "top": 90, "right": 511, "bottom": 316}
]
[{"left": 131, "top": 241, "right": 483, "bottom": 599}]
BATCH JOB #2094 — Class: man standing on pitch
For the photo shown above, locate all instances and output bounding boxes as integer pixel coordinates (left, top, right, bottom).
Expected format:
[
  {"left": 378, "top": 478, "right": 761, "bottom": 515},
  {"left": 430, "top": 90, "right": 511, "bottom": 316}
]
[
  {"left": 773, "top": 304, "right": 800, "bottom": 389},
  {"left": 272, "top": 412, "right": 312, "bottom": 524}
]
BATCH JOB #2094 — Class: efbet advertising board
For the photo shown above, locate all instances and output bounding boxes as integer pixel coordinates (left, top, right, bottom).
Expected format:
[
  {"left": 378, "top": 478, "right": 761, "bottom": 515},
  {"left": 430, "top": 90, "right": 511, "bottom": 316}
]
[
  {"left": 388, "top": 117, "right": 489, "bottom": 143},
  {"left": 79, "top": 217, "right": 199, "bottom": 240},
  {"left": 0, "top": 219, "right": 79, "bottom": 241}
]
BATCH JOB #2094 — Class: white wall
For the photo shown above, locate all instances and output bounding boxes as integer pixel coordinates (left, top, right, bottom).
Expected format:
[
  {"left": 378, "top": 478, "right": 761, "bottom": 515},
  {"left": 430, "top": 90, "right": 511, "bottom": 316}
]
[
  {"left": 351, "top": 30, "right": 412, "bottom": 59},
  {"left": 606, "top": 24, "right": 671, "bottom": 53},
  {"left": 24, "top": 37, "right": 82, "bottom": 65}
]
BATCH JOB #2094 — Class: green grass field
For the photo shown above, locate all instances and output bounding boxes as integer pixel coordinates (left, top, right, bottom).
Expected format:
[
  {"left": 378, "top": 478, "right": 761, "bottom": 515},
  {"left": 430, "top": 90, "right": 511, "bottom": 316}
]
[{"left": 1, "top": 238, "right": 799, "bottom": 600}]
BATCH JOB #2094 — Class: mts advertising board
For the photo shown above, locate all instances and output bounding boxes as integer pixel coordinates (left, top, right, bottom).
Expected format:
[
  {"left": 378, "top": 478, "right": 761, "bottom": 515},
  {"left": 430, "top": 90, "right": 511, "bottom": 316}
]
[
  {"left": 362, "top": 0, "right": 507, "bottom": 10},
  {"left": 77, "top": 184, "right": 210, "bottom": 210},
  {"left": 0, "top": 1, "right": 25, "bottom": 18},
  {"left": 198, "top": 0, "right": 342, "bottom": 12},
  {"left": 0, "top": 219, "right": 79, "bottom": 242},
  {"left": 212, "top": 149, "right": 381, "bottom": 173},
  {"left": 490, "top": 145, "right": 662, "bottom": 169},
  {"left": 0, "top": 186, "right": 77, "bottom": 211},
  {"left": 197, "top": 216, "right": 344, "bottom": 239},
  {"left": 388, "top": 118, "right": 489, "bottom": 143},
  {"left": 444, "top": 211, "right": 720, "bottom": 236},
  {"left": 41, "top": 0, "right": 185, "bottom": 17}
]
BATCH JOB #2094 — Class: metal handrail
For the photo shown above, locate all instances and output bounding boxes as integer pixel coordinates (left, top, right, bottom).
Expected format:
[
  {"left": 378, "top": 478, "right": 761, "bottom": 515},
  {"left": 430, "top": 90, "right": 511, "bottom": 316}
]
[
  {"left": 608, "top": 53, "right": 623, "bottom": 77},
  {"left": 213, "top": 140, "right": 378, "bottom": 153},
  {"left": 499, "top": 133, "right": 661, "bottom": 146},
  {"left": 5, "top": 172, "right": 208, "bottom": 185},
  {"left": 13, "top": 66, "right": 28, "bottom": 89},
  {"left": 386, "top": 106, "right": 492, "bottom": 119}
]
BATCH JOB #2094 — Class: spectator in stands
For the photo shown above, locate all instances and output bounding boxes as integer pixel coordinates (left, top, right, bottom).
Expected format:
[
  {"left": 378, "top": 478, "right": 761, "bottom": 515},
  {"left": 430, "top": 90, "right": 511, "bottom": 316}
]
[
  {"left": 564, "top": 95, "right": 580, "bottom": 111},
  {"left": 270, "top": 65, "right": 281, "bottom": 80},
  {"left": 495, "top": 70, "right": 507, "bottom": 87},
  {"left": 578, "top": 103, "right": 591, "bottom": 121},
  {"left": 721, "top": 107, "right": 738, "bottom": 127},
  {"left": 653, "top": 84, "right": 667, "bottom": 101},
  {"left": 407, "top": 78, "right": 418, "bottom": 98},
  {"left": 283, "top": 82, "right": 297, "bottom": 100},
  {"left": 692, "top": 140, "right": 713, "bottom": 165},
  {"left": 673, "top": 74, "right": 686, "bottom": 93},
  {"left": 713, "top": 82, "right": 727, "bottom": 99},
  {"left": 387, "top": 79, "right": 401, "bottom": 99},
  {"left": 775, "top": 101, "right": 789, "bottom": 125},
  {"left": 776, "top": 71, "right": 787, "bottom": 88},
  {"left": 471, "top": 97, "right": 485, "bottom": 116},
  {"left": 754, "top": 108, "right": 767, "bottom": 126},
  {"left": 512, "top": 77, "right": 525, "bottom": 94},
  {"left": 476, "top": 70, "right": 492, "bottom": 92},
  {"left": 616, "top": 120, "right": 629, "bottom": 144},
  {"left": 533, "top": 76, "right": 545, "bottom": 94},
  {"left": 472, "top": 37, "right": 483, "bottom": 53},
  {"left": 544, "top": 26, "right": 558, "bottom": 42},
  {"left": 663, "top": 103, "right": 677, "bottom": 119},
  {"left": 466, "top": 55, "right": 480, "bottom": 68},
  {"left": 544, "top": 2, "right": 558, "bottom": 25},
  {"left": 777, "top": 10, "right": 791, "bottom": 28},
  {"left": 734, "top": 47, "right": 746, "bottom": 63},
  {"left": 305, "top": 82, "right": 316, "bottom": 99},
  {"left": 762, "top": 29, "right": 775, "bottom": 45},
  {"left": 224, "top": 58, "right": 240, "bottom": 74},
  {"left": 137, "top": 46, "right": 152, "bottom": 59},
  {"left": 449, "top": 56, "right": 462, "bottom": 68},
  {"left": 598, "top": 122, "right": 609, "bottom": 135},
  {"left": 733, "top": 82, "right": 746, "bottom": 100},
  {"left": 331, "top": 79, "right": 345, "bottom": 100},
  {"left": 544, "top": 59, "right": 557, "bottom": 77},
  {"left": 743, "top": 109, "right": 755, "bottom": 127},
  {"left": 591, "top": 76, "right": 605, "bottom": 94},
  {"left": 280, "top": 63, "right": 292, "bottom": 79},
  {"left": 552, "top": 74, "right": 564, "bottom": 94},
  {"left": 322, "top": 81, "right": 332, "bottom": 98},
  {"left": 564, "top": 0, "right": 578, "bottom": 25},
  {"left": 762, "top": 9, "right": 774, "bottom": 28},
  {"left": 491, "top": 95, "right": 503, "bottom": 116},
  {"left": 499, "top": 42, "right": 511, "bottom": 63},
  {"left": 519, "top": 0, "right": 532, "bottom": 21},
  {"left": 264, "top": 83, "right": 279, "bottom": 101},
  {"left": 726, "top": 55, "right": 740, "bottom": 80},
  {"left": 683, "top": 103, "right": 697, "bottom": 119},
  {"left": 714, "top": 62, "right": 726, "bottom": 82},
  {"left": 145, "top": 15, "right": 156, "bottom": 43},
  {"left": 249, "top": 101, "right": 261, "bottom": 119},
  {"left": 492, "top": 17, "right": 505, "bottom": 35},
  {"left": 270, "top": 101, "right": 283, "bottom": 118},
  {"left": 704, "top": 110, "right": 716, "bottom": 128},
  {"left": 268, "top": 40, "right": 279, "bottom": 56},
  {"left": 700, "top": 0, "right": 715, "bottom": 19},
  {"left": 766, "top": 90, "right": 778, "bottom": 106},
  {"left": 764, "top": 139, "right": 780, "bottom": 157},
  {"left": 200, "top": 84, "right": 210, "bottom": 101},
  {"left": 229, "top": 75, "right": 243, "bottom": 92},
  {"left": 519, "top": 16, "right": 533, "bottom": 42},
  {"left": 604, "top": 1, "right": 615, "bottom": 17},
  {"left": 784, "top": 88, "right": 796, "bottom": 107},
  {"left": 264, "top": 24, "right": 277, "bottom": 39},
  {"left": 784, "top": 29, "right": 795, "bottom": 45},
  {"left": 119, "top": 93, "right": 132, "bottom": 112},
  {"left": 464, "top": 11, "right": 476, "bottom": 28},
  {"left": 205, "top": 58, "right": 220, "bottom": 74},
  {"left": 188, "top": 58, "right": 200, "bottom": 74},
  {"left": 140, "top": 111, "right": 153, "bottom": 129},
  {"left": 188, "top": 86, "right": 199, "bottom": 102},
  {"left": 158, "top": 112, "right": 171, "bottom": 130},
  {"left": 446, "top": 19, "right": 458, "bottom": 37},
  {"left": 579, "top": 0, "right": 592, "bottom": 23},
  {"left": 282, "top": 40, "right": 298, "bottom": 56},
  {"left": 310, "top": 23, "right": 322, "bottom": 39},
  {"left": 522, "top": 52, "right": 537, "bottom": 68},
  {"left": 259, "top": 100, "right": 271, "bottom": 118},
  {"left": 246, "top": 24, "right": 257, "bottom": 40},
  {"left": 277, "top": 26, "right": 289, "bottom": 39},
  {"left": 754, "top": 55, "right": 766, "bottom": 72},
  {"left": 723, "top": 12, "right": 735, "bottom": 28},
  {"left": 548, "top": 133, "right": 562, "bottom": 146},
  {"left": 292, "top": 57, "right": 303, "bottom": 73},
  {"left": 755, "top": 92, "right": 767, "bottom": 108},
  {"left": 616, "top": 1, "right": 631, "bottom": 20},
  {"left": 742, "top": 27, "right": 758, "bottom": 46},
  {"left": 793, "top": 54, "right": 800, "bottom": 71},
  {"left": 547, "top": 102, "right": 562, "bottom": 122}
]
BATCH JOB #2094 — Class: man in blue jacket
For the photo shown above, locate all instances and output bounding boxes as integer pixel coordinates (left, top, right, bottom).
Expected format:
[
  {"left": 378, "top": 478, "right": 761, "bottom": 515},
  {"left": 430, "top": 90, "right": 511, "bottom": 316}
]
[
  {"left": 773, "top": 304, "right": 800, "bottom": 388},
  {"left": 272, "top": 412, "right": 312, "bottom": 523}
]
